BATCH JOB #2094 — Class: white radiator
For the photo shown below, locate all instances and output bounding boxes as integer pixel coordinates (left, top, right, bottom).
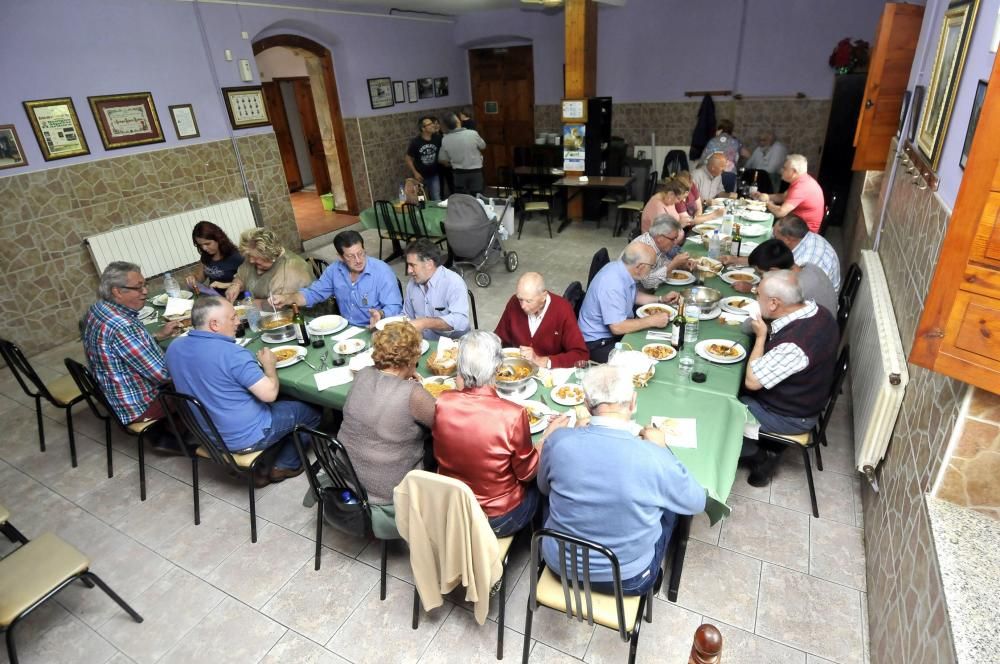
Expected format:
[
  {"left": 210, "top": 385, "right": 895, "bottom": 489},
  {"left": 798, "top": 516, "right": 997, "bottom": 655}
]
[
  {"left": 85, "top": 199, "right": 256, "bottom": 278},
  {"left": 848, "top": 250, "right": 909, "bottom": 491}
]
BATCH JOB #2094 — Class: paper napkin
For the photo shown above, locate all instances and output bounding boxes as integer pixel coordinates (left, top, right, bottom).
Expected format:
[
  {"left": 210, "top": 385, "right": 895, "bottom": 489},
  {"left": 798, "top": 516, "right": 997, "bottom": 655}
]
[
  {"left": 332, "top": 326, "right": 365, "bottom": 341},
  {"left": 314, "top": 367, "right": 354, "bottom": 391},
  {"left": 650, "top": 416, "right": 698, "bottom": 448},
  {"left": 163, "top": 296, "right": 194, "bottom": 318}
]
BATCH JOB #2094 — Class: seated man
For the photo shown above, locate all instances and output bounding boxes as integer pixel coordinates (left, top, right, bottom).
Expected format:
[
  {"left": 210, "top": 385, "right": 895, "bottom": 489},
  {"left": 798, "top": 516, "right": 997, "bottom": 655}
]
[
  {"left": 165, "top": 297, "right": 320, "bottom": 486},
  {"left": 631, "top": 216, "right": 692, "bottom": 290},
  {"left": 538, "top": 365, "right": 707, "bottom": 596},
  {"left": 273, "top": 230, "right": 402, "bottom": 328},
  {"left": 578, "top": 242, "right": 681, "bottom": 362},
  {"left": 691, "top": 152, "right": 730, "bottom": 203},
  {"left": 402, "top": 238, "right": 470, "bottom": 340},
  {"left": 772, "top": 214, "right": 841, "bottom": 290},
  {"left": 494, "top": 272, "right": 588, "bottom": 369},
  {"left": 757, "top": 154, "right": 825, "bottom": 233},
  {"left": 740, "top": 271, "right": 838, "bottom": 487},
  {"left": 731, "top": 239, "right": 837, "bottom": 317},
  {"left": 740, "top": 129, "right": 787, "bottom": 192},
  {"left": 82, "top": 261, "right": 183, "bottom": 452}
]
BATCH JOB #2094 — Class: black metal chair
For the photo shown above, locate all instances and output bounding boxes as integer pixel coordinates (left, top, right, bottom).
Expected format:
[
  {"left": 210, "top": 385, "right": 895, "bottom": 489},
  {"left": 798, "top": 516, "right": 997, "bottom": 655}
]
[
  {"left": 588, "top": 248, "right": 610, "bottom": 289},
  {"left": 614, "top": 170, "right": 658, "bottom": 238},
  {"left": 494, "top": 165, "right": 515, "bottom": 198},
  {"left": 757, "top": 345, "right": 851, "bottom": 518},
  {"left": 63, "top": 359, "right": 163, "bottom": 498},
  {"left": 523, "top": 529, "right": 656, "bottom": 664},
  {"left": 563, "top": 281, "right": 586, "bottom": 317},
  {"left": 0, "top": 503, "right": 28, "bottom": 546},
  {"left": 514, "top": 170, "right": 553, "bottom": 239},
  {"left": 837, "top": 263, "right": 863, "bottom": 336},
  {"left": 373, "top": 200, "right": 411, "bottom": 260},
  {"left": 292, "top": 426, "right": 392, "bottom": 597},
  {"left": 818, "top": 191, "right": 839, "bottom": 236},
  {"left": 468, "top": 289, "right": 480, "bottom": 330},
  {"left": 400, "top": 203, "right": 448, "bottom": 252},
  {"left": 661, "top": 149, "right": 689, "bottom": 178},
  {"left": 0, "top": 339, "right": 85, "bottom": 467},
  {"left": 720, "top": 171, "right": 737, "bottom": 194},
  {"left": 306, "top": 256, "right": 329, "bottom": 280}
]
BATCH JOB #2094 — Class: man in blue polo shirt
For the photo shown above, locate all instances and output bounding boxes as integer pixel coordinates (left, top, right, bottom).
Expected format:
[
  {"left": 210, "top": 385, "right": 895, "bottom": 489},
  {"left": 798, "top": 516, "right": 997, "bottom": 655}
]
[
  {"left": 273, "top": 230, "right": 402, "bottom": 328},
  {"left": 577, "top": 242, "right": 680, "bottom": 362},
  {"left": 398, "top": 238, "right": 470, "bottom": 341},
  {"left": 165, "top": 296, "right": 321, "bottom": 487}
]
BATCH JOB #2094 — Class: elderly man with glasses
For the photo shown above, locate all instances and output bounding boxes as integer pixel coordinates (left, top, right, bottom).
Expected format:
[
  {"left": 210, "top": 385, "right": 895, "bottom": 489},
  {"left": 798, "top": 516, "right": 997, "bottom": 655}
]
[
  {"left": 578, "top": 242, "right": 681, "bottom": 362},
  {"left": 405, "top": 115, "right": 442, "bottom": 201},
  {"left": 629, "top": 216, "right": 692, "bottom": 289}
]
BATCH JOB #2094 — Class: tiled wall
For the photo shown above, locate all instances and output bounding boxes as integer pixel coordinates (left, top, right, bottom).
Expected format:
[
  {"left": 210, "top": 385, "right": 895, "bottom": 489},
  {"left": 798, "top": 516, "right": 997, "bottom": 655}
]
[{"left": 0, "top": 133, "right": 297, "bottom": 358}]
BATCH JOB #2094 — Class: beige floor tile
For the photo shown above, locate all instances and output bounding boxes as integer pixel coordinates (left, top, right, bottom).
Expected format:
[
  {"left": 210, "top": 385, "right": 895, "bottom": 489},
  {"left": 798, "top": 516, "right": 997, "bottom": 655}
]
[
  {"left": 769, "top": 461, "right": 855, "bottom": 525},
  {"left": 13, "top": 441, "right": 129, "bottom": 503},
  {"left": 583, "top": 597, "right": 701, "bottom": 663},
  {"left": 191, "top": 460, "right": 274, "bottom": 510},
  {"left": 757, "top": 563, "right": 863, "bottom": 664},
  {"left": 297, "top": 516, "right": 372, "bottom": 558},
  {"left": 98, "top": 566, "right": 226, "bottom": 664},
  {"left": 708, "top": 620, "right": 806, "bottom": 664},
  {"left": 0, "top": 410, "right": 74, "bottom": 467},
  {"left": 526, "top": 642, "right": 585, "bottom": 663},
  {"left": 76, "top": 463, "right": 177, "bottom": 526},
  {"left": 718, "top": 494, "right": 810, "bottom": 572},
  {"left": 158, "top": 596, "right": 286, "bottom": 664},
  {"left": 328, "top": 576, "right": 452, "bottom": 663},
  {"left": 260, "top": 631, "right": 351, "bottom": 664},
  {"left": 358, "top": 536, "right": 414, "bottom": 584},
  {"left": 860, "top": 593, "right": 870, "bottom": 664},
  {"left": 0, "top": 602, "right": 75, "bottom": 663},
  {"left": 688, "top": 510, "right": 722, "bottom": 546},
  {"left": 114, "top": 479, "right": 214, "bottom": 548},
  {"left": 418, "top": 607, "right": 522, "bottom": 663},
  {"left": 0, "top": 608, "right": 116, "bottom": 664},
  {"left": 253, "top": 472, "right": 315, "bottom": 532},
  {"left": 206, "top": 521, "right": 315, "bottom": 608},
  {"left": 809, "top": 518, "right": 866, "bottom": 591},
  {"left": 671, "top": 539, "right": 761, "bottom": 631},
  {"left": 262, "top": 550, "right": 379, "bottom": 644},
  {"left": 154, "top": 498, "right": 253, "bottom": 577},
  {"left": 105, "top": 653, "right": 138, "bottom": 664},
  {"left": 729, "top": 465, "right": 772, "bottom": 502},
  {"left": 500, "top": 563, "right": 595, "bottom": 658},
  {"left": 807, "top": 656, "right": 838, "bottom": 663}
]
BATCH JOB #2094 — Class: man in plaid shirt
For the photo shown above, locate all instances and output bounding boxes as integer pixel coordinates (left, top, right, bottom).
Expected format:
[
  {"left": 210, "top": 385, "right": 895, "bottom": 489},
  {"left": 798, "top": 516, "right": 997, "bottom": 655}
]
[{"left": 739, "top": 270, "right": 838, "bottom": 487}]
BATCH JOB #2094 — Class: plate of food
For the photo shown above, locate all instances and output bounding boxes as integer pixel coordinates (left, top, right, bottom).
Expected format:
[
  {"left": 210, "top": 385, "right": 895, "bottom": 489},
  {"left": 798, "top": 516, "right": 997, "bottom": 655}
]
[
  {"left": 720, "top": 269, "right": 760, "bottom": 286},
  {"left": 738, "top": 224, "right": 768, "bottom": 238},
  {"left": 259, "top": 313, "right": 294, "bottom": 331},
  {"left": 642, "top": 343, "right": 677, "bottom": 362},
  {"left": 307, "top": 315, "right": 348, "bottom": 336},
  {"left": 521, "top": 400, "right": 555, "bottom": 434},
  {"left": 150, "top": 291, "right": 193, "bottom": 307},
  {"left": 695, "top": 339, "right": 747, "bottom": 364},
  {"left": 692, "top": 256, "right": 724, "bottom": 276},
  {"left": 334, "top": 338, "right": 366, "bottom": 355},
  {"left": 636, "top": 303, "right": 677, "bottom": 319},
  {"left": 739, "top": 209, "right": 771, "bottom": 223},
  {"left": 741, "top": 200, "right": 767, "bottom": 211},
  {"left": 375, "top": 315, "right": 410, "bottom": 331},
  {"left": 272, "top": 345, "right": 306, "bottom": 368},
  {"left": 692, "top": 223, "right": 721, "bottom": 235},
  {"left": 138, "top": 306, "right": 156, "bottom": 321},
  {"left": 422, "top": 376, "right": 457, "bottom": 399},
  {"left": 720, "top": 295, "right": 754, "bottom": 315},
  {"left": 550, "top": 383, "right": 585, "bottom": 407},
  {"left": 665, "top": 270, "right": 695, "bottom": 286}
]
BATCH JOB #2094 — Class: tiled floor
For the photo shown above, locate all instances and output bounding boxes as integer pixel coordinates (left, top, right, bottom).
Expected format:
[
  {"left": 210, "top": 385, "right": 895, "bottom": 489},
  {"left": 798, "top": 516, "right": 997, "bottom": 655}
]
[{"left": 0, "top": 219, "right": 868, "bottom": 663}]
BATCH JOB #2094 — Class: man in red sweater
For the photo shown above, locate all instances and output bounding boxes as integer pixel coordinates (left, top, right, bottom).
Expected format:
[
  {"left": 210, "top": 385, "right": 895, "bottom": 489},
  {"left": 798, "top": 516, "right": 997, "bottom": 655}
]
[{"left": 494, "top": 272, "right": 588, "bottom": 369}]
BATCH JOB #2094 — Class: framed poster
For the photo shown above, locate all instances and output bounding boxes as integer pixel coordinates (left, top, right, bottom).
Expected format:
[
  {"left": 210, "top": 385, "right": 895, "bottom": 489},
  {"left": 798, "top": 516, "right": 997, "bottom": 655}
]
[
  {"left": 916, "top": 0, "right": 981, "bottom": 168},
  {"left": 0, "top": 124, "right": 28, "bottom": 170},
  {"left": 897, "top": 90, "right": 911, "bottom": 138},
  {"left": 393, "top": 81, "right": 405, "bottom": 104},
  {"left": 561, "top": 99, "right": 587, "bottom": 124},
  {"left": 168, "top": 104, "right": 200, "bottom": 139},
  {"left": 563, "top": 124, "right": 586, "bottom": 171},
  {"left": 367, "top": 77, "right": 394, "bottom": 109},
  {"left": 407, "top": 81, "right": 418, "bottom": 103},
  {"left": 908, "top": 86, "right": 925, "bottom": 144},
  {"left": 222, "top": 86, "right": 270, "bottom": 129},
  {"left": 434, "top": 77, "right": 449, "bottom": 97},
  {"left": 960, "top": 80, "right": 987, "bottom": 169},
  {"left": 87, "top": 92, "right": 164, "bottom": 150},
  {"left": 417, "top": 78, "right": 435, "bottom": 99},
  {"left": 22, "top": 97, "right": 90, "bottom": 161}
]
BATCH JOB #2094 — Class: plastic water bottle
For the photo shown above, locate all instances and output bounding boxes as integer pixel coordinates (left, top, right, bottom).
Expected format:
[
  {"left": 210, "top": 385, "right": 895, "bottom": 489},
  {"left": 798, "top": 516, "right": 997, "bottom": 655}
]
[
  {"left": 163, "top": 272, "right": 180, "bottom": 298},
  {"left": 684, "top": 296, "right": 701, "bottom": 344},
  {"left": 340, "top": 490, "right": 359, "bottom": 505},
  {"left": 243, "top": 291, "right": 261, "bottom": 332},
  {"left": 608, "top": 342, "right": 623, "bottom": 365},
  {"left": 708, "top": 231, "right": 721, "bottom": 260}
]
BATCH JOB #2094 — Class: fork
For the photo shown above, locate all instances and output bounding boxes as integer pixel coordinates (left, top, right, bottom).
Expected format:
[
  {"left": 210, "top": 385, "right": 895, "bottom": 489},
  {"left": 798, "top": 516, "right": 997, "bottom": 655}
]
[{"left": 319, "top": 350, "right": 329, "bottom": 371}]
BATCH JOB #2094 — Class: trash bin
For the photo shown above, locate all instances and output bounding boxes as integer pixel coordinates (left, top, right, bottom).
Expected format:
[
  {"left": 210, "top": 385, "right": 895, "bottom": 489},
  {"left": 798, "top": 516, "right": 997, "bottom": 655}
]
[{"left": 320, "top": 193, "right": 334, "bottom": 211}]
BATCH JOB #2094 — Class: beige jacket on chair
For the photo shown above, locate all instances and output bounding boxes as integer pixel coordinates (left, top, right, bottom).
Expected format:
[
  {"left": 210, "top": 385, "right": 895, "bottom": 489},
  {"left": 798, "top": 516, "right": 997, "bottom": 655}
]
[{"left": 394, "top": 470, "right": 502, "bottom": 624}]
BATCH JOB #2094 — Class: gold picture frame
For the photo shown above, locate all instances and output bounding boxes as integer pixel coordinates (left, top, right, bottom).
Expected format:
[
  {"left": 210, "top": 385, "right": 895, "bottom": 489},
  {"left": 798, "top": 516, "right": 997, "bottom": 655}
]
[
  {"left": 88, "top": 92, "right": 165, "bottom": 150},
  {"left": 22, "top": 97, "right": 90, "bottom": 161},
  {"left": 916, "top": 0, "right": 980, "bottom": 169}
]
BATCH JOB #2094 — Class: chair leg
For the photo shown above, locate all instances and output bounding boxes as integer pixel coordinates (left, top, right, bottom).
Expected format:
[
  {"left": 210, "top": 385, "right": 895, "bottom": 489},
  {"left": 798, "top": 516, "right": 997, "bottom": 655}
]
[
  {"left": 65, "top": 406, "right": 78, "bottom": 468},
  {"left": 137, "top": 434, "right": 147, "bottom": 501},
  {"left": 522, "top": 602, "right": 534, "bottom": 664},
  {"left": 497, "top": 564, "right": 507, "bottom": 660},
  {"left": 0, "top": 522, "right": 29, "bottom": 545},
  {"left": 814, "top": 442, "right": 824, "bottom": 471},
  {"left": 380, "top": 539, "right": 388, "bottom": 600},
  {"left": 411, "top": 586, "right": 420, "bottom": 629},
  {"left": 545, "top": 209, "right": 552, "bottom": 239},
  {"left": 645, "top": 586, "right": 654, "bottom": 623},
  {"left": 104, "top": 419, "right": 114, "bottom": 479},
  {"left": 34, "top": 396, "right": 45, "bottom": 453},
  {"left": 82, "top": 572, "right": 144, "bottom": 623},
  {"left": 667, "top": 515, "right": 691, "bottom": 602},
  {"left": 248, "top": 475, "right": 258, "bottom": 543},
  {"left": 314, "top": 500, "right": 324, "bottom": 571},
  {"left": 802, "top": 448, "right": 819, "bottom": 518},
  {"left": 517, "top": 210, "right": 525, "bottom": 240},
  {"left": 6, "top": 620, "right": 19, "bottom": 664}
]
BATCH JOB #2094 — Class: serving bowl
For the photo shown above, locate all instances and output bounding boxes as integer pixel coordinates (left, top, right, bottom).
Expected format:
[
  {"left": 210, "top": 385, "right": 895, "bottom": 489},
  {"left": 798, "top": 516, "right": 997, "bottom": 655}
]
[
  {"left": 259, "top": 309, "right": 293, "bottom": 331},
  {"left": 494, "top": 358, "right": 537, "bottom": 392},
  {"left": 681, "top": 286, "right": 723, "bottom": 311}
]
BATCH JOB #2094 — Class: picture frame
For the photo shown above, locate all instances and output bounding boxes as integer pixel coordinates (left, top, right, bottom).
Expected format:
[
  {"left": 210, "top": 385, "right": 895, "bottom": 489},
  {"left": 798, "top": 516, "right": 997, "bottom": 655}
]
[
  {"left": 908, "top": 85, "right": 925, "bottom": 144},
  {"left": 393, "top": 81, "right": 405, "bottom": 104},
  {"left": 897, "top": 89, "right": 911, "bottom": 138},
  {"left": 417, "top": 78, "right": 435, "bottom": 100},
  {"left": 22, "top": 97, "right": 90, "bottom": 161},
  {"left": 87, "top": 92, "right": 165, "bottom": 150},
  {"left": 222, "top": 86, "right": 271, "bottom": 129},
  {"left": 916, "top": 0, "right": 981, "bottom": 168},
  {"left": 367, "top": 77, "right": 394, "bottom": 110},
  {"left": 434, "top": 77, "right": 449, "bottom": 97},
  {"left": 168, "top": 104, "right": 200, "bottom": 140},
  {"left": 407, "top": 81, "right": 418, "bottom": 103},
  {"left": 959, "top": 79, "right": 987, "bottom": 169},
  {"left": 0, "top": 124, "right": 28, "bottom": 170}
]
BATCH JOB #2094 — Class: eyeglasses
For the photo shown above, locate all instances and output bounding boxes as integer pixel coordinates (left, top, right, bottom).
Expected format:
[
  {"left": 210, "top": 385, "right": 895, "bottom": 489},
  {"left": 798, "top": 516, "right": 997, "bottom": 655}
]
[
  {"left": 421, "top": 122, "right": 434, "bottom": 128},
  {"left": 639, "top": 262, "right": 657, "bottom": 270},
  {"left": 118, "top": 283, "right": 148, "bottom": 292}
]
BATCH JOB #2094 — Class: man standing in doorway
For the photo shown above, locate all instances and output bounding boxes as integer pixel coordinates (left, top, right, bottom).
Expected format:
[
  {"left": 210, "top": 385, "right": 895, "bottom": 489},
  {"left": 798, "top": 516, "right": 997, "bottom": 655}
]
[
  {"left": 438, "top": 112, "right": 486, "bottom": 196},
  {"left": 405, "top": 116, "right": 442, "bottom": 201}
]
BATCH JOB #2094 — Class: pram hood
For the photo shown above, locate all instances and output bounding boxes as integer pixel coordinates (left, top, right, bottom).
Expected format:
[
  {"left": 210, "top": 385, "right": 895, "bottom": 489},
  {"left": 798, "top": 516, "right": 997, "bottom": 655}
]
[{"left": 443, "top": 194, "right": 497, "bottom": 260}]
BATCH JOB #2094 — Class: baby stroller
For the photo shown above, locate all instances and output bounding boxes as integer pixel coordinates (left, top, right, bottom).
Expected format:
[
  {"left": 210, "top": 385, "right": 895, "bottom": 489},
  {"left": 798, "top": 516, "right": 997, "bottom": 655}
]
[{"left": 442, "top": 194, "right": 518, "bottom": 287}]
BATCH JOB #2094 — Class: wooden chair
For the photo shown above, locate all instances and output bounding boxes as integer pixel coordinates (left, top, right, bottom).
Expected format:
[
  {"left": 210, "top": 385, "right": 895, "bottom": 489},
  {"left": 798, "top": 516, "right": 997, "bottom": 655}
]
[
  {"left": 514, "top": 171, "right": 553, "bottom": 239},
  {"left": 523, "top": 529, "right": 656, "bottom": 664},
  {"left": 0, "top": 339, "right": 85, "bottom": 467}
]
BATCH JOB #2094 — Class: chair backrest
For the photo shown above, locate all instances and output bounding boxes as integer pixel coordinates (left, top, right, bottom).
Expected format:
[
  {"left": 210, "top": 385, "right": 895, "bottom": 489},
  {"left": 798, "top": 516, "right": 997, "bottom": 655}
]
[
  {"left": 467, "top": 289, "right": 479, "bottom": 329},
  {"left": 588, "top": 248, "right": 610, "bottom": 289},
  {"left": 643, "top": 170, "right": 659, "bottom": 202},
  {"left": 818, "top": 191, "right": 839, "bottom": 236},
  {"left": 293, "top": 426, "right": 374, "bottom": 537},
  {"left": 529, "top": 528, "right": 631, "bottom": 642},
  {"left": 817, "top": 345, "right": 850, "bottom": 440},
  {"left": 563, "top": 281, "right": 585, "bottom": 317},
  {"left": 374, "top": 200, "right": 404, "bottom": 237},
  {"left": 0, "top": 338, "right": 52, "bottom": 402},
  {"left": 742, "top": 168, "right": 774, "bottom": 194},
  {"left": 63, "top": 358, "right": 113, "bottom": 424},
  {"left": 720, "top": 171, "right": 737, "bottom": 193},
  {"left": 837, "top": 263, "right": 863, "bottom": 318},
  {"left": 307, "top": 256, "right": 330, "bottom": 280},
  {"left": 661, "top": 149, "right": 689, "bottom": 178},
  {"left": 158, "top": 389, "right": 238, "bottom": 470},
  {"left": 622, "top": 158, "right": 651, "bottom": 200},
  {"left": 400, "top": 203, "right": 430, "bottom": 238},
  {"left": 496, "top": 165, "right": 515, "bottom": 196}
]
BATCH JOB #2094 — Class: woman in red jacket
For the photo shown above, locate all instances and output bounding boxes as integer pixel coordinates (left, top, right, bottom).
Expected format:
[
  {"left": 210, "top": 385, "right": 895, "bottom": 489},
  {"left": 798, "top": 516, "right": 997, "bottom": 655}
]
[{"left": 493, "top": 272, "right": 588, "bottom": 369}]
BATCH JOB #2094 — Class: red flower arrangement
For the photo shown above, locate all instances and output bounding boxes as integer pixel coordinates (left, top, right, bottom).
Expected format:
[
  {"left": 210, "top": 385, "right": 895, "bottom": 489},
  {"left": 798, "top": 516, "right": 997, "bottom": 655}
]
[{"left": 829, "top": 38, "right": 870, "bottom": 74}]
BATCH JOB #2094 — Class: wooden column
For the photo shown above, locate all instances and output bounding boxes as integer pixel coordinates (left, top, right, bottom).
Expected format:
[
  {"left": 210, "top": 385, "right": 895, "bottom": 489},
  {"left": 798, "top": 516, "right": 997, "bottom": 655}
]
[{"left": 564, "top": 0, "right": 597, "bottom": 221}]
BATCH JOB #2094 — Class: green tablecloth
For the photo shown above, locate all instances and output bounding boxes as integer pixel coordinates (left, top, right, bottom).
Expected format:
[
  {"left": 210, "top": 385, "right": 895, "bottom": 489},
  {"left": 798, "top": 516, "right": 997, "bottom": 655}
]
[{"left": 358, "top": 202, "right": 448, "bottom": 236}]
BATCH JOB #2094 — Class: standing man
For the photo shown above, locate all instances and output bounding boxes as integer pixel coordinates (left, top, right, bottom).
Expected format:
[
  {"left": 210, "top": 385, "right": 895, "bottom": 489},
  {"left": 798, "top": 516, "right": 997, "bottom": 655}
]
[
  {"left": 273, "top": 230, "right": 402, "bottom": 328},
  {"left": 740, "top": 130, "right": 787, "bottom": 192},
  {"left": 494, "top": 272, "right": 588, "bottom": 369},
  {"left": 402, "top": 238, "right": 470, "bottom": 340},
  {"left": 458, "top": 106, "right": 477, "bottom": 130},
  {"left": 691, "top": 152, "right": 729, "bottom": 203},
  {"left": 405, "top": 116, "right": 442, "bottom": 201},
  {"left": 438, "top": 112, "right": 486, "bottom": 196},
  {"left": 757, "top": 154, "right": 825, "bottom": 233}
]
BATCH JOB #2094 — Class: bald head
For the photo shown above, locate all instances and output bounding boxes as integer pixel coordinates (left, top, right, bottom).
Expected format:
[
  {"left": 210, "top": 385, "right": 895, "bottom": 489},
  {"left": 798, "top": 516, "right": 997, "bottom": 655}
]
[
  {"left": 515, "top": 272, "right": 548, "bottom": 316},
  {"left": 622, "top": 242, "right": 656, "bottom": 282},
  {"left": 707, "top": 152, "right": 726, "bottom": 176}
]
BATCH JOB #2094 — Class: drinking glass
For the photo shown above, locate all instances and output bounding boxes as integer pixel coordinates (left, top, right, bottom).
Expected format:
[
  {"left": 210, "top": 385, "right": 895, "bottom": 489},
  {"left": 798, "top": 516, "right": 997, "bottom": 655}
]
[
  {"left": 574, "top": 360, "right": 590, "bottom": 383},
  {"left": 678, "top": 354, "right": 695, "bottom": 378}
]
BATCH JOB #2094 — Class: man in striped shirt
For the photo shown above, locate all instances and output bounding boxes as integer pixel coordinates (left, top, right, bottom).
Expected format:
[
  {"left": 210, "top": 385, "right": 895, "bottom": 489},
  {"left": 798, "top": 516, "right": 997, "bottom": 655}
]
[{"left": 772, "top": 214, "right": 841, "bottom": 290}]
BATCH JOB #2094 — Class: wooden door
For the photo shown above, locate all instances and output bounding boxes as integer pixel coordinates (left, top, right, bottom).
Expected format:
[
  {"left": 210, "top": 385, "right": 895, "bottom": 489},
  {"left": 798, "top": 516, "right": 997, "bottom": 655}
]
[
  {"left": 469, "top": 46, "right": 535, "bottom": 186},
  {"left": 262, "top": 81, "right": 302, "bottom": 191},
  {"left": 852, "top": 3, "right": 924, "bottom": 170},
  {"left": 292, "top": 78, "right": 332, "bottom": 196}
]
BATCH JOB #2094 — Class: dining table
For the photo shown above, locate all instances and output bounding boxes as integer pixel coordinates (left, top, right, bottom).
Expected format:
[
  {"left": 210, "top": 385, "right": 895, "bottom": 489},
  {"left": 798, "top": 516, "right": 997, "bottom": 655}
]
[{"left": 551, "top": 174, "right": 635, "bottom": 232}]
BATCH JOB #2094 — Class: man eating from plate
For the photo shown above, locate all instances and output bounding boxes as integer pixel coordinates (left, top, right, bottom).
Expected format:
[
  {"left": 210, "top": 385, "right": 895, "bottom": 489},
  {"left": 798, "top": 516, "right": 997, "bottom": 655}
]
[
  {"left": 272, "top": 230, "right": 402, "bottom": 328},
  {"left": 629, "top": 216, "right": 692, "bottom": 290},
  {"left": 494, "top": 272, "right": 588, "bottom": 369},
  {"left": 165, "top": 296, "right": 320, "bottom": 487},
  {"left": 400, "top": 238, "right": 470, "bottom": 341}
]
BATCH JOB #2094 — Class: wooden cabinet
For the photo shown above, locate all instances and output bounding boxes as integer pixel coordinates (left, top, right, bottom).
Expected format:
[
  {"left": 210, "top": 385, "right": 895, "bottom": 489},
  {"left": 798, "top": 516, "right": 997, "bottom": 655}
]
[{"left": 911, "top": 56, "right": 1000, "bottom": 394}]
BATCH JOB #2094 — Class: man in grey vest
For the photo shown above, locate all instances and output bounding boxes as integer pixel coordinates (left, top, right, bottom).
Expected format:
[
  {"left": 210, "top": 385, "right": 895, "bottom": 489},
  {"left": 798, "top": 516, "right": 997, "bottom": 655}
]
[{"left": 438, "top": 112, "right": 486, "bottom": 195}]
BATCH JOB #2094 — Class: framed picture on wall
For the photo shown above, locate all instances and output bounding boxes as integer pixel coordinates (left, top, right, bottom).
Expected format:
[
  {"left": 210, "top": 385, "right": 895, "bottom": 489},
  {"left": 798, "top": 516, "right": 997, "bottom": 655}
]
[
  {"left": 417, "top": 78, "right": 434, "bottom": 99},
  {"left": 168, "top": 104, "right": 200, "bottom": 139},
  {"left": 22, "top": 97, "right": 90, "bottom": 161},
  {"left": 916, "top": 0, "right": 981, "bottom": 169},
  {"left": 407, "top": 81, "right": 418, "bottom": 103},
  {"left": 367, "top": 77, "right": 394, "bottom": 109},
  {"left": 908, "top": 85, "right": 925, "bottom": 144},
  {"left": 393, "top": 81, "right": 405, "bottom": 104},
  {"left": 434, "top": 77, "right": 449, "bottom": 97},
  {"left": 0, "top": 125, "right": 28, "bottom": 170},
  {"left": 87, "top": 92, "right": 165, "bottom": 150},
  {"left": 896, "top": 90, "right": 911, "bottom": 138},
  {"left": 222, "top": 86, "right": 270, "bottom": 129},
  {"left": 960, "top": 79, "right": 987, "bottom": 169}
]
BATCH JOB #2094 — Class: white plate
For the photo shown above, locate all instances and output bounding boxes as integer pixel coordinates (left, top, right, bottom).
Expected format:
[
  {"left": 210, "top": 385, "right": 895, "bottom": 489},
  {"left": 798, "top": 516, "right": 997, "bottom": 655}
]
[
  {"left": 138, "top": 306, "right": 156, "bottom": 321},
  {"left": 150, "top": 291, "right": 193, "bottom": 306},
  {"left": 641, "top": 343, "right": 677, "bottom": 362},
  {"left": 272, "top": 345, "right": 307, "bottom": 368},
  {"left": 699, "top": 306, "right": 721, "bottom": 321},
  {"left": 692, "top": 223, "right": 720, "bottom": 235},
  {"left": 348, "top": 350, "right": 374, "bottom": 372},
  {"left": 695, "top": 339, "right": 747, "bottom": 364},
  {"left": 334, "top": 338, "right": 367, "bottom": 355},
  {"left": 738, "top": 224, "right": 768, "bottom": 238},
  {"left": 498, "top": 380, "right": 537, "bottom": 402},
  {"left": 520, "top": 400, "right": 555, "bottom": 434},
  {"left": 739, "top": 209, "right": 771, "bottom": 223},
  {"left": 720, "top": 295, "right": 755, "bottom": 315},
  {"left": 307, "top": 315, "right": 348, "bottom": 336},
  {"left": 261, "top": 329, "right": 296, "bottom": 344},
  {"left": 636, "top": 303, "right": 677, "bottom": 319},
  {"left": 375, "top": 315, "right": 410, "bottom": 331},
  {"left": 737, "top": 241, "right": 759, "bottom": 257},
  {"left": 550, "top": 383, "right": 585, "bottom": 406},
  {"left": 421, "top": 339, "right": 430, "bottom": 355},
  {"left": 720, "top": 269, "right": 760, "bottom": 286},
  {"left": 665, "top": 270, "right": 696, "bottom": 286}
]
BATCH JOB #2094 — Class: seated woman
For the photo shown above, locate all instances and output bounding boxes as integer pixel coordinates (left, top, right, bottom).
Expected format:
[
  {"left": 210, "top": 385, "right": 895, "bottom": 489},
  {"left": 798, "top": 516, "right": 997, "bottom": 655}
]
[
  {"left": 338, "top": 321, "right": 435, "bottom": 539},
  {"left": 225, "top": 228, "right": 313, "bottom": 306},
  {"left": 184, "top": 220, "right": 243, "bottom": 294},
  {"left": 640, "top": 178, "right": 687, "bottom": 235},
  {"left": 433, "top": 330, "right": 564, "bottom": 537}
]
